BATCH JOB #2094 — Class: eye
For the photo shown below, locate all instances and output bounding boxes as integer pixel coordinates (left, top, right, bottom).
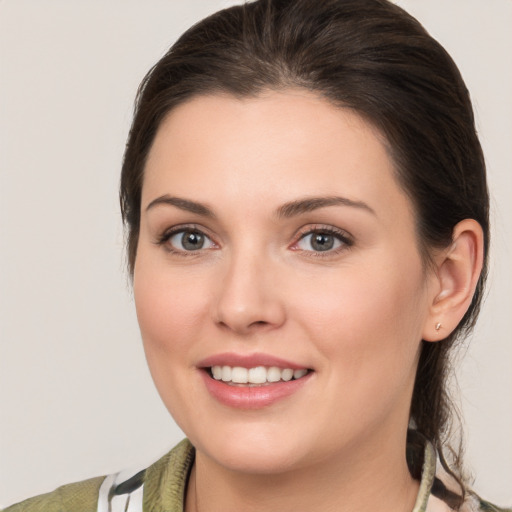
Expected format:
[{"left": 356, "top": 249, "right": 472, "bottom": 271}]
[
  {"left": 166, "top": 229, "right": 216, "bottom": 252},
  {"left": 294, "top": 228, "right": 352, "bottom": 253}
]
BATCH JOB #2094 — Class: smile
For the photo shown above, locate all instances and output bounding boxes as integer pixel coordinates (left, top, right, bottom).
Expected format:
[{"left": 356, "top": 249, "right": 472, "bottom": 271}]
[
  {"left": 210, "top": 365, "right": 309, "bottom": 385},
  {"left": 198, "top": 353, "right": 314, "bottom": 408}
]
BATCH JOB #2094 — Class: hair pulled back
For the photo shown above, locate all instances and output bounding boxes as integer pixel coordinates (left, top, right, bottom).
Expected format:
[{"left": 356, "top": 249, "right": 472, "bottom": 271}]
[{"left": 120, "top": 0, "right": 489, "bottom": 499}]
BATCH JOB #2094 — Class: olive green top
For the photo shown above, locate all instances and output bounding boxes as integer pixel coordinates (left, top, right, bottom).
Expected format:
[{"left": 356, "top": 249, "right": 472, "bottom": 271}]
[{"left": 3, "top": 439, "right": 510, "bottom": 512}]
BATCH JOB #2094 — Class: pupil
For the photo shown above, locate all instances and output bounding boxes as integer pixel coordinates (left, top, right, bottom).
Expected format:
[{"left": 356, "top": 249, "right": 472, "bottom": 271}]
[
  {"left": 312, "top": 233, "right": 334, "bottom": 251},
  {"left": 182, "top": 231, "right": 204, "bottom": 250}
]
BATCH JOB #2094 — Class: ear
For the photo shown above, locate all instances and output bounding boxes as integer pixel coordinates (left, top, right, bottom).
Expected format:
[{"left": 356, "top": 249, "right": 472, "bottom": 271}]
[{"left": 423, "top": 219, "right": 485, "bottom": 342}]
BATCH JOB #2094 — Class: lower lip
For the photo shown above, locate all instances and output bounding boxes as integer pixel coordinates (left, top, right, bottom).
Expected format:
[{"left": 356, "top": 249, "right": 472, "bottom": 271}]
[{"left": 200, "top": 370, "right": 312, "bottom": 409}]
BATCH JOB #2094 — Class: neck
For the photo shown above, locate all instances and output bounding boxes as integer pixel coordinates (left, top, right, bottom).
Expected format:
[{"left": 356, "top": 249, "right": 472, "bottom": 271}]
[{"left": 185, "top": 427, "right": 420, "bottom": 512}]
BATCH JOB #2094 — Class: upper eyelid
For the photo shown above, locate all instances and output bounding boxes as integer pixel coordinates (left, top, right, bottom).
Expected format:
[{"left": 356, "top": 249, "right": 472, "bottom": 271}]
[
  {"left": 156, "top": 226, "right": 218, "bottom": 256},
  {"left": 155, "top": 223, "right": 353, "bottom": 247},
  {"left": 294, "top": 224, "right": 353, "bottom": 241},
  {"left": 290, "top": 225, "right": 354, "bottom": 252},
  {"left": 155, "top": 224, "right": 217, "bottom": 248},
  {"left": 160, "top": 223, "right": 212, "bottom": 238}
]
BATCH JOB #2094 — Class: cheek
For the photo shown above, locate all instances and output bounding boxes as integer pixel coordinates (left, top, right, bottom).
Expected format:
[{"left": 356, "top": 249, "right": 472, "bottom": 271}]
[
  {"left": 133, "top": 255, "right": 211, "bottom": 362},
  {"left": 289, "top": 257, "right": 427, "bottom": 377},
  {"left": 296, "top": 266, "right": 424, "bottom": 332},
  {"left": 291, "top": 262, "right": 426, "bottom": 433},
  {"left": 132, "top": 255, "right": 216, "bottom": 428}
]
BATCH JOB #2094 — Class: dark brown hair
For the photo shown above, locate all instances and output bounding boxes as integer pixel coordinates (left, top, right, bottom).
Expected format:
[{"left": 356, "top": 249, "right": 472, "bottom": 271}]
[{"left": 120, "top": 0, "right": 489, "bottom": 502}]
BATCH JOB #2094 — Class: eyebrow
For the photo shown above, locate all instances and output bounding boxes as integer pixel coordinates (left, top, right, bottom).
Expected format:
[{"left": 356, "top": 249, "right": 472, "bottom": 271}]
[
  {"left": 145, "top": 194, "right": 375, "bottom": 218},
  {"left": 146, "top": 195, "right": 215, "bottom": 218},
  {"left": 276, "top": 196, "right": 375, "bottom": 218}
]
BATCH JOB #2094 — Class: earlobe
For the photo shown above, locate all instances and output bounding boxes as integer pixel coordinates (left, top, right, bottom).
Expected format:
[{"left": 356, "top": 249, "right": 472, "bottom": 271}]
[{"left": 423, "top": 219, "right": 484, "bottom": 342}]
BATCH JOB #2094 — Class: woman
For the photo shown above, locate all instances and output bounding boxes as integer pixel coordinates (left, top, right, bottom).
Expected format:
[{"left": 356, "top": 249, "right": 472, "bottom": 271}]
[{"left": 2, "top": 0, "right": 510, "bottom": 511}]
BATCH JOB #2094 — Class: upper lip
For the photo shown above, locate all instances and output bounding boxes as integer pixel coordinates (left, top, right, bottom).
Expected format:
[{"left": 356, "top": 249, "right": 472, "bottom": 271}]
[{"left": 198, "top": 352, "right": 310, "bottom": 370}]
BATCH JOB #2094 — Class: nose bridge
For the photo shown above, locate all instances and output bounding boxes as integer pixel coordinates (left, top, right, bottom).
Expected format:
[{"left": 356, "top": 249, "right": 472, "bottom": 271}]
[{"left": 214, "top": 241, "right": 285, "bottom": 334}]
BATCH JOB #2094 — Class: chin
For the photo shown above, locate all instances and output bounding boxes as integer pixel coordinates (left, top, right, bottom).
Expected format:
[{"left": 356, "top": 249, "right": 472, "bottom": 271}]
[
  {"left": 208, "top": 445, "right": 306, "bottom": 475},
  {"left": 190, "top": 424, "right": 312, "bottom": 475}
]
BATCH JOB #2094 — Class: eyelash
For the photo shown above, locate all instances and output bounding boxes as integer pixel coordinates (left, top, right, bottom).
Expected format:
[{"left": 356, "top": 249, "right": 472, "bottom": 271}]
[
  {"left": 155, "top": 224, "right": 217, "bottom": 257},
  {"left": 155, "top": 224, "right": 354, "bottom": 257},
  {"left": 291, "top": 225, "right": 354, "bottom": 257}
]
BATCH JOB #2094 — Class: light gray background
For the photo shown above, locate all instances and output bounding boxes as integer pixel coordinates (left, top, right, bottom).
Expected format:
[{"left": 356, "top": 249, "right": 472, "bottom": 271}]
[{"left": 0, "top": 0, "right": 511, "bottom": 507}]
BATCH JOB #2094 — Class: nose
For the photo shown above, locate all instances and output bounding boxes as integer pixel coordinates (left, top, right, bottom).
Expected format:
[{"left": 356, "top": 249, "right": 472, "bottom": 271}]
[{"left": 213, "top": 250, "right": 286, "bottom": 335}]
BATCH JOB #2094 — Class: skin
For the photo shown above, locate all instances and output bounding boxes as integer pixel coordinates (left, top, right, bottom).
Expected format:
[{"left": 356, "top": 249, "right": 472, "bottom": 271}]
[{"left": 133, "top": 90, "right": 483, "bottom": 512}]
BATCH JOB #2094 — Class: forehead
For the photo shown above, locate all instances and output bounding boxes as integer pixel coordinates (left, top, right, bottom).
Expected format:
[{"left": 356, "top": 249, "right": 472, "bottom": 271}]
[{"left": 142, "top": 90, "right": 412, "bottom": 224}]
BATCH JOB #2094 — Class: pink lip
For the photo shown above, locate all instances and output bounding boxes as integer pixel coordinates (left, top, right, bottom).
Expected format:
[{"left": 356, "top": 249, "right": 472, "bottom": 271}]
[
  {"left": 200, "top": 370, "right": 312, "bottom": 409},
  {"left": 198, "top": 352, "right": 308, "bottom": 370},
  {"left": 197, "top": 352, "right": 313, "bottom": 410}
]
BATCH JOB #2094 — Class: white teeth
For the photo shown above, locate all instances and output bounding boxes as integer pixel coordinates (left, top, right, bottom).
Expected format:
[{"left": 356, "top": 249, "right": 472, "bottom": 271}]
[
  {"left": 293, "top": 369, "right": 308, "bottom": 379},
  {"left": 210, "top": 365, "right": 309, "bottom": 384},
  {"left": 221, "top": 366, "right": 232, "bottom": 382},
  {"left": 267, "top": 366, "right": 281, "bottom": 382},
  {"left": 212, "top": 366, "right": 223, "bottom": 380},
  {"left": 248, "top": 366, "right": 267, "bottom": 384},
  {"left": 231, "top": 367, "right": 248, "bottom": 383},
  {"left": 281, "top": 368, "right": 293, "bottom": 381}
]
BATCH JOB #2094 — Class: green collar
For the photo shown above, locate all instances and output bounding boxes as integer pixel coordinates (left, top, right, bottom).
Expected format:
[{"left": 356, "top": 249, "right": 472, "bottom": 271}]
[{"left": 142, "top": 438, "right": 438, "bottom": 512}]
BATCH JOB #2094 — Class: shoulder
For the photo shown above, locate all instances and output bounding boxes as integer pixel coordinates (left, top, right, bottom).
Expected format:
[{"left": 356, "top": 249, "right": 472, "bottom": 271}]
[
  {"left": 417, "top": 438, "right": 510, "bottom": 512},
  {"left": 469, "top": 494, "right": 512, "bottom": 512},
  {"left": 1, "top": 439, "right": 194, "bottom": 512},
  {"left": 1, "top": 476, "right": 105, "bottom": 512},
  {"left": 427, "top": 478, "right": 511, "bottom": 512}
]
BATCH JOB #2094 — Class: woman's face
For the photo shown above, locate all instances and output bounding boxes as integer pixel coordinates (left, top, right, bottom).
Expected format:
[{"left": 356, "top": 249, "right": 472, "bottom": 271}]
[{"left": 134, "top": 90, "right": 437, "bottom": 474}]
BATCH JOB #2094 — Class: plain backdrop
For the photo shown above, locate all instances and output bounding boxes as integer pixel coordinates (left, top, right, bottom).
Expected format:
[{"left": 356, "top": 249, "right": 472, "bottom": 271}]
[{"left": 0, "top": 0, "right": 511, "bottom": 507}]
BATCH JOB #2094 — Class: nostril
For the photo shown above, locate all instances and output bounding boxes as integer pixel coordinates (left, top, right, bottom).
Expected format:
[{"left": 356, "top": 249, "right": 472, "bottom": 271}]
[
  {"left": 213, "top": 288, "right": 286, "bottom": 333},
  {"left": 247, "top": 320, "right": 272, "bottom": 330}
]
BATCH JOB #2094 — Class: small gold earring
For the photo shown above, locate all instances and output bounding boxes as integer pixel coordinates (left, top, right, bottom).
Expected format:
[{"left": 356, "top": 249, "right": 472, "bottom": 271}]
[{"left": 435, "top": 322, "right": 442, "bottom": 331}]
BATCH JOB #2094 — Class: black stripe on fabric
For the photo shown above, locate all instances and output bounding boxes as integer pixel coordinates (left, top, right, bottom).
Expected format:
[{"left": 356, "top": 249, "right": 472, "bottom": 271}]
[
  {"left": 431, "top": 476, "right": 463, "bottom": 509},
  {"left": 406, "top": 429, "right": 425, "bottom": 480},
  {"left": 113, "top": 469, "right": 146, "bottom": 495}
]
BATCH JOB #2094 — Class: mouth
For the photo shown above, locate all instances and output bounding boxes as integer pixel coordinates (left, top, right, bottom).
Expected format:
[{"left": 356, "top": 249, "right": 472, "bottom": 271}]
[
  {"left": 197, "top": 353, "right": 314, "bottom": 408},
  {"left": 207, "top": 365, "right": 311, "bottom": 386},
  {"left": 198, "top": 355, "right": 314, "bottom": 409}
]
